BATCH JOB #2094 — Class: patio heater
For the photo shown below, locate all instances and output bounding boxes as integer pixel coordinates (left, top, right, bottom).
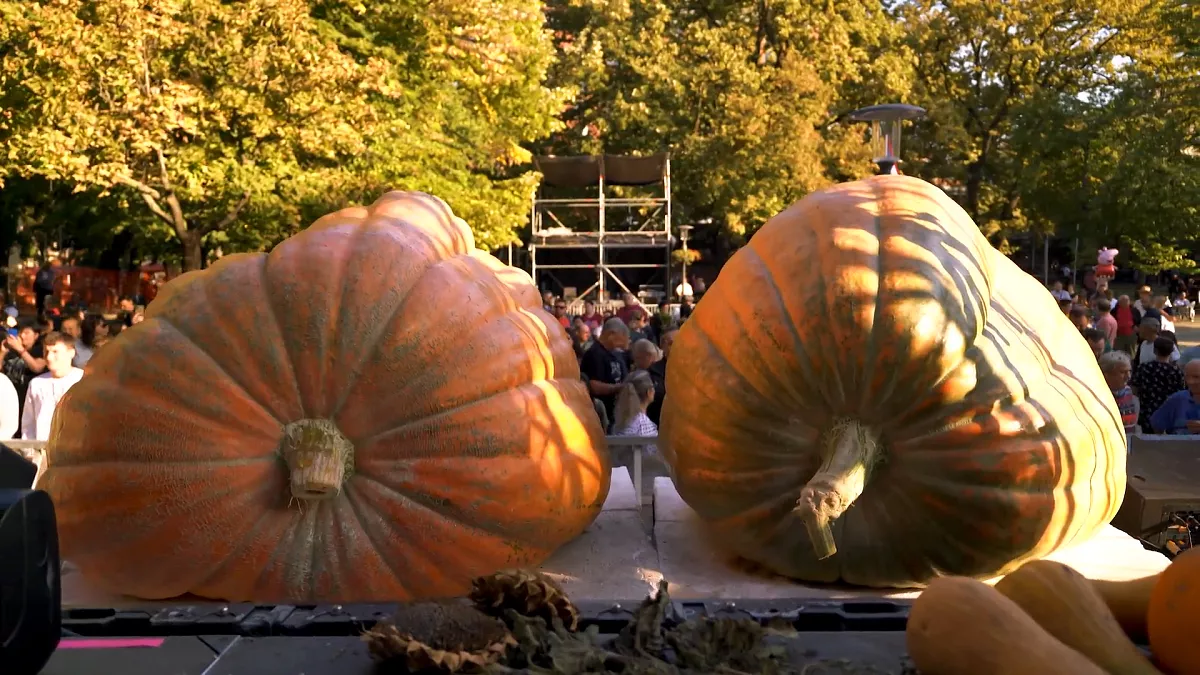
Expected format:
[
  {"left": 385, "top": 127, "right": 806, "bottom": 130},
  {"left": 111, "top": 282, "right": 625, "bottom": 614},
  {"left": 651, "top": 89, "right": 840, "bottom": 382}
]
[
  {"left": 849, "top": 104, "right": 927, "bottom": 175},
  {"left": 677, "top": 224, "right": 693, "bottom": 299}
]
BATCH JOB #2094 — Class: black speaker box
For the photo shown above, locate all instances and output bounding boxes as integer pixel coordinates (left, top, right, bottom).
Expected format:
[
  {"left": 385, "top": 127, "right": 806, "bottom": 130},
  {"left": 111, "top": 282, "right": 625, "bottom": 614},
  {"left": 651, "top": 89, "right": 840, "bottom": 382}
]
[
  {"left": 0, "top": 488, "right": 62, "bottom": 674},
  {"left": 0, "top": 445, "right": 36, "bottom": 490}
]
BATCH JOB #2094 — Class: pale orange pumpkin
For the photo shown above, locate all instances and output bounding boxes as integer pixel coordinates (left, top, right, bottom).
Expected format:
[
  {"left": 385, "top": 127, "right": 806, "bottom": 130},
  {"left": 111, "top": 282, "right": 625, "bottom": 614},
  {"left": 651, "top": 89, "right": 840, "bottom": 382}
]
[{"left": 36, "top": 191, "right": 610, "bottom": 603}]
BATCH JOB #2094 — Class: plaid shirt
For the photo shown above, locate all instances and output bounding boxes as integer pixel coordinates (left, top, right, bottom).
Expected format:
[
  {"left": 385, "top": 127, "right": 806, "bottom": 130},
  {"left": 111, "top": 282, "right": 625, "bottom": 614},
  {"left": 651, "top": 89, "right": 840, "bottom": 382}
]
[{"left": 615, "top": 411, "right": 658, "bottom": 455}]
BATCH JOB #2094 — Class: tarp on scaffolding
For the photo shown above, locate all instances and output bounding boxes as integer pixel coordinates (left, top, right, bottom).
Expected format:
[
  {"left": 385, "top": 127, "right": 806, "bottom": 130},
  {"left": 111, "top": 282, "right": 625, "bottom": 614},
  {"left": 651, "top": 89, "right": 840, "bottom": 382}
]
[{"left": 533, "top": 154, "right": 668, "bottom": 188}]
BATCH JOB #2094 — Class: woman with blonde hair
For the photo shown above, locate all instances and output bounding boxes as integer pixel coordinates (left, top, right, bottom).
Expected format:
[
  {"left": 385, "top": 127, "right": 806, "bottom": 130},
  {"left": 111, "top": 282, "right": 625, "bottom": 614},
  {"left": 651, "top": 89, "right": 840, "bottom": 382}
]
[{"left": 612, "top": 370, "right": 658, "bottom": 454}]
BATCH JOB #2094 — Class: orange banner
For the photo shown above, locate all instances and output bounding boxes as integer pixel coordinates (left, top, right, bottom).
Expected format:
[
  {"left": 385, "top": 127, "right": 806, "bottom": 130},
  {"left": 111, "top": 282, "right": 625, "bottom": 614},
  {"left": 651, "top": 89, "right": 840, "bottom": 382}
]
[{"left": 13, "top": 266, "right": 170, "bottom": 313}]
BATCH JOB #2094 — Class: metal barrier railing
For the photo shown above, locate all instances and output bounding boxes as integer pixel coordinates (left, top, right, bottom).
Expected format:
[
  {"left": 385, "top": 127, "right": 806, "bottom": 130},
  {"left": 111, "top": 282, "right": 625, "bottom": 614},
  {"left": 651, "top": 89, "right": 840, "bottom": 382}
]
[{"left": 605, "top": 435, "right": 657, "bottom": 506}]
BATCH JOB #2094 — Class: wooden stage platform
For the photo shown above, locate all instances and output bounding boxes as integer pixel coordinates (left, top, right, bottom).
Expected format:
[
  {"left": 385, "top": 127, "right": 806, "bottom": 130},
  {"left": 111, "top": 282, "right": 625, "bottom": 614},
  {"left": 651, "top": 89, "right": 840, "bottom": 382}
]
[{"left": 59, "top": 468, "right": 1170, "bottom": 609}]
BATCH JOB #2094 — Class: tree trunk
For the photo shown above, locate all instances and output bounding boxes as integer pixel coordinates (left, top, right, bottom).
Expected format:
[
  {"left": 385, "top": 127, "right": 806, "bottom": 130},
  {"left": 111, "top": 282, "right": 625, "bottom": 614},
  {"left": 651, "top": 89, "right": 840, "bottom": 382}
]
[
  {"left": 180, "top": 232, "right": 204, "bottom": 272},
  {"left": 118, "top": 162, "right": 248, "bottom": 273},
  {"left": 965, "top": 160, "right": 985, "bottom": 222}
]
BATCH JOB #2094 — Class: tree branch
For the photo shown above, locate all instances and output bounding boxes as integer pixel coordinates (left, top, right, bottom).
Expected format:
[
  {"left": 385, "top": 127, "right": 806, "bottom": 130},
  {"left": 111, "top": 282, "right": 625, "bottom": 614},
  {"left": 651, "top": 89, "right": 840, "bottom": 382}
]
[
  {"left": 985, "top": 54, "right": 1019, "bottom": 134},
  {"left": 152, "top": 147, "right": 187, "bottom": 233},
  {"left": 140, "top": 40, "right": 156, "bottom": 99},
  {"left": 815, "top": 108, "right": 860, "bottom": 131},
  {"left": 201, "top": 191, "right": 251, "bottom": 236},
  {"left": 113, "top": 175, "right": 174, "bottom": 226},
  {"left": 155, "top": 147, "right": 173, "bottom": 192}
]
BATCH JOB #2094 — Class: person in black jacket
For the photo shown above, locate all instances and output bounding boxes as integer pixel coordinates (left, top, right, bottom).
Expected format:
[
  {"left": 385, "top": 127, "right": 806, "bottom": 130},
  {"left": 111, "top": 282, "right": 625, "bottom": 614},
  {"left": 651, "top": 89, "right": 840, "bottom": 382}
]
[
  {"left": 580, "top": 318, "right": 631, "bottom": 431},
  {"left": 33, "top": 262, "right": 56, "bottom": 318},
  {"left": 646, "top": 328, "right": 677, "bottom": 425}
]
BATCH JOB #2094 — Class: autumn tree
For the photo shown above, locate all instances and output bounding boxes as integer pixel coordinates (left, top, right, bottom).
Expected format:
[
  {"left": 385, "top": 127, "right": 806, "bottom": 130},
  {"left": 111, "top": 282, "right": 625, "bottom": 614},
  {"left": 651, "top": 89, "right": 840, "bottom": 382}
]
[
  {"left": 1089, "top": 1, "right": 1200, "bottom": 273},
  {"left": 0, "top": 0, "right": 566, "bottom": 269},
  {"left": 537, "top": 0, "right": 914, "bottom": 248},
  {"left": 0, "top": 0, "right": 411, "bottom": 270},
  {"left": 967, "top": 0, "right": 1200, "bottom": 271},
  {"left": 899, "top": 0, "right": 1177, "bottom": 244},
  {"left": 307, "top": 0, "right": 569, "bottom": 251}
]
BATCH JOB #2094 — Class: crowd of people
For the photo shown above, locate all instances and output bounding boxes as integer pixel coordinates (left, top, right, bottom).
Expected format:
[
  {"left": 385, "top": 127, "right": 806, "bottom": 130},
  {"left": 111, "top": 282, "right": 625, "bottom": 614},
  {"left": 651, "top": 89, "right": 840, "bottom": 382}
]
[
  {"left": 556, "top": 271, "right": 1200, "bottom": 442},
  {"left": 541, "top": 287, "right": 703, "bottom": 452},
  {"left": 11, "top": 262, "right": 1200, "bottom": 447},
  {"left": 0, "top": 293, "right": 145, "bottom": 441},
  {"left": 1066, "top": 274, "right": 1200, "bottom": 435}
]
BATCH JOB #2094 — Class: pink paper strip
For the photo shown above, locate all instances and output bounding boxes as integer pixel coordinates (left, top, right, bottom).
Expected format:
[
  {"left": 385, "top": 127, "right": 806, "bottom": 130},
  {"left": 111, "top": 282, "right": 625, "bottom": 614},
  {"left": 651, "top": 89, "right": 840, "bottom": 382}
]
[{"left": 59, "top": 638, "right": 166, "bottom": 649}]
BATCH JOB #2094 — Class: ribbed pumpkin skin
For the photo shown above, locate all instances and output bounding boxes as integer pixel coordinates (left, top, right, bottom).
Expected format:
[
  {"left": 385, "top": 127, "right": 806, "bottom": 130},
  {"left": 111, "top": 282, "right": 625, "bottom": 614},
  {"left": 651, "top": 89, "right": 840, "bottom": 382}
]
[
  {"left": 661, "top": 175, "right": 1125, "bottom": 588},
  {"left": 35, "top": 191, "right": 611, "bottom": 603}
]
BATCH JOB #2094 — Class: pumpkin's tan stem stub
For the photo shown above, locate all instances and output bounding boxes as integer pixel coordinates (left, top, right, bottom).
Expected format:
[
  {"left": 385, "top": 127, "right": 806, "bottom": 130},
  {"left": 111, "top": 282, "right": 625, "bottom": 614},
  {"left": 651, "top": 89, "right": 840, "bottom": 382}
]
[
  {"left": 279, "top": 418, "right": 355, "bottom": 501},
  {"left": 794, "top": 418, "right": 881, "bottom": 560}
]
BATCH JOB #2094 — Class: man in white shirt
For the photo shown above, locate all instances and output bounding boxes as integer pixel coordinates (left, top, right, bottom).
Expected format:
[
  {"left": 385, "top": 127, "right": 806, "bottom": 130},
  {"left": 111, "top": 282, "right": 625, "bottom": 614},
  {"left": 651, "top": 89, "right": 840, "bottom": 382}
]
[
  {"left": 21, "top": 332, "right": 84, "bottom": 441},
  {"left": 1136, "top": 317, "right": 1181, "bottom": 366}
]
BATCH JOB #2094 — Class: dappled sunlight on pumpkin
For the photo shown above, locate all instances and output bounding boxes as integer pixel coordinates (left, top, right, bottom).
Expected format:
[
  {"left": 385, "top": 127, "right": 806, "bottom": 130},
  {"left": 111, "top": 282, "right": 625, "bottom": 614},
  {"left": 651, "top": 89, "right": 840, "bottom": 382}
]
[
  {"left": 824, "top": 225, "right": 880, "bottom": 330},
  {"left": 661, "top": 175, "right": 1124, "bottom": 588},
  {"left": 734, "top": 177, "right": 997, "bottom": 418},
  {"left": 520, "top": 379, "right": 608, "bottom": 505},
  {"left": 490, "top": 259, "right": 542, "bottom": 302},
  {"left": 353, "top": 378, "right": 606, "bottom": 539},
  {"left": 687, "top": 247, "right": 829, "bottom": 418},
  {"left": 505, "top": 308, "right": 561, "bottom": 384},
  {"left": 907, "top": 403, "right": 1048, "bottom": 448},
  {"left": 473, "top": 251, "right": 541, "bottom": 309}
]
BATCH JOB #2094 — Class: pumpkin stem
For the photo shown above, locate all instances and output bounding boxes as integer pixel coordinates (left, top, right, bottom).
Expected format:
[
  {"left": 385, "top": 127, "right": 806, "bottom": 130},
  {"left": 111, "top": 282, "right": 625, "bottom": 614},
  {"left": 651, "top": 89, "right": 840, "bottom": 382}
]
[
  {"left": 279, "top": 419, "right": 355, "bottom": 501},
  {"left": 793, "top": 418, "right": 881, "bottom": 560}
]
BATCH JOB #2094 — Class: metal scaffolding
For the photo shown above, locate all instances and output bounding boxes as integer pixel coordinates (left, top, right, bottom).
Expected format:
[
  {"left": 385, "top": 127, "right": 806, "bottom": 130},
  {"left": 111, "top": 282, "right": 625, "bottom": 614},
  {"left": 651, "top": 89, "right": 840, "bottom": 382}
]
[{"left": 529, "top": 154, "right": 672, "bottom": 302}]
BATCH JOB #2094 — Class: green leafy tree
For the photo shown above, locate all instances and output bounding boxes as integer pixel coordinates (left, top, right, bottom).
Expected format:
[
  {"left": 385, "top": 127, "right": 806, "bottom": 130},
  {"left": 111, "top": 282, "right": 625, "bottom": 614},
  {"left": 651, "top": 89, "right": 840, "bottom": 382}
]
[
  {"left": 1127, "top": 241, "right": 1199, "bottom": 275},
  {"left": 0, "top": 0, "right": 404, "bottom": 270},
  {"left": 900, "top": 0, "right": 1174, "bottom": 241},
  {"left": 308, "top": 0, "right": 569, "bottom": 251},
  {"left": 994, "top": 0, "right": 1200, "bottom": 269},
  {"left": 1098, "top": 0, "right": 1200, "bottom": 271},
  {"left": 0, "top": 0, "right": 565, "bottom": 270},
  {"left": 538, "top": 0, "right": 915, "bottom": 246}
]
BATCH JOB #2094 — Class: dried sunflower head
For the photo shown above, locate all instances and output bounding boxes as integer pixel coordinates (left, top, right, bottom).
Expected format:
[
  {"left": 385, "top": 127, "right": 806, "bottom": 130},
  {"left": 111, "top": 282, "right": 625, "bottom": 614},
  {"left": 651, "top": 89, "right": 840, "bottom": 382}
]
[
  {"left": 362, "top": 600, "right": 517, "bottom": 673},
  {"left": 470, "top": 569, "right": 581, "bottom": 631}
]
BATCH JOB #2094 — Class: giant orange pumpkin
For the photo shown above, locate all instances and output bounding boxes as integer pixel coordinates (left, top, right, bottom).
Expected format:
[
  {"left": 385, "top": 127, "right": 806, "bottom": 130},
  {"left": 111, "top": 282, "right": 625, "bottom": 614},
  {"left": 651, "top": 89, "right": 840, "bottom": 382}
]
[
  {"left": 36, "top": 192, "right": 610, "bottom": 603},
  {"left": 661, "top": 175, "right": 1125, "bottom": 588}
]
